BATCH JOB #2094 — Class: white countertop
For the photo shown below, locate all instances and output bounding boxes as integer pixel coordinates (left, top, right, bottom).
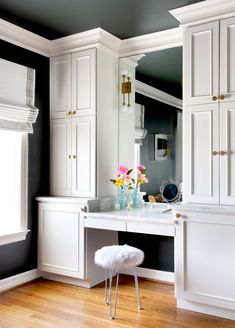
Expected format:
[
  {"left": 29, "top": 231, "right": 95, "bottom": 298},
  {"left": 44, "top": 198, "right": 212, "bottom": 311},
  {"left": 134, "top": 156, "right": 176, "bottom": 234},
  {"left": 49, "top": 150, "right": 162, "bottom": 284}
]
[
  {"left": 170, "top": 202, "right": 235, "bottom": 215},
  {"left": 84, "top": 207, "right": 173, "bottom": 224}
]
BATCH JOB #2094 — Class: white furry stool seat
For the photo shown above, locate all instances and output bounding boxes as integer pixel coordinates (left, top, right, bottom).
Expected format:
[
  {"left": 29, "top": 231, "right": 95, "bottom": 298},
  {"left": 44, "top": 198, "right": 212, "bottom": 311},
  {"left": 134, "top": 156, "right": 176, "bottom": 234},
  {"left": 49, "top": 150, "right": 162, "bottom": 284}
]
[
  {"left": 95, "top": 244, "right": 144, "bottom": 269},
  {"left": 94, "top": 244, "right": 144, "bottom": 319}
]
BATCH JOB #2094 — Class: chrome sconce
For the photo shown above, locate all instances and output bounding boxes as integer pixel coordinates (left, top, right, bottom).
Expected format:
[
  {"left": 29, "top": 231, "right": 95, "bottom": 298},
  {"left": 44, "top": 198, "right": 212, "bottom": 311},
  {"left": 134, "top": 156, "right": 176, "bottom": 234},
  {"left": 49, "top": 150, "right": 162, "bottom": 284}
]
[{"left": 121, "top": 72, "right": 132, "bottom": 113}]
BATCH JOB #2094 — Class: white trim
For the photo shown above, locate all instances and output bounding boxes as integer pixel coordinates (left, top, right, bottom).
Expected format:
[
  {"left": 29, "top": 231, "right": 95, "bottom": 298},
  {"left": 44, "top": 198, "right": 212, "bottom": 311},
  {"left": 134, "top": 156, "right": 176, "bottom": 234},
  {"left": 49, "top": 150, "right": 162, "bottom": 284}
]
[
  {"left": 169, "top": 0, "right": 235, "bottom": 27},
  {"left": 0, "top": 19, "right": 50, "bottom": 57},
  {"left": 177, "top": 299, "right": 235, "bottom": 321},
  {"left": 120, "top": 267, "right": 175, "bottom": 283},
  {"left": 0, "top": 230, "right": 30, "bottom": 246},
  {"left": 0, "top": 269, "right": 40, "bottom": 293},
  {"left": 135, "top": 80, "right": 182, "bottom": 110},
  {"left": 119, "top": 28, "right": 183, "bottom": 57}
]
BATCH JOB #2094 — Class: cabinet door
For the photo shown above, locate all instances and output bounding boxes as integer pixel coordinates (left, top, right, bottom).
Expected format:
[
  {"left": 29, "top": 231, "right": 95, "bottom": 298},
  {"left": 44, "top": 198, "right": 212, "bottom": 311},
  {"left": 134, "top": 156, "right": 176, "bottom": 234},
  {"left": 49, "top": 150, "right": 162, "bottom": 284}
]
[
  {"left": 50, "top": 119, "right": 72, "bottom": 196},
  {"left": 72, "top": 49, "right": 96, "bottom": 116},
  {"left": 220, "top": 102, "right": 235, "bottom": 205},
  {"left": 38, "top": 203, "right": 84, "bottom": 279},
  {"left": 220, "top": 17, "right": 235, "bottom": 103},
  {"left": 71, "top": 116, "right": 96, "bottom": 197},
  {"left": 184, "top": 104, "right": 219, "bottom": 204},
  {"left": 184, "top": 21, "right": 219, "bottom": 106},
  {"left": 175, "top": 211, "right": 235, "bottom": 310},
  {"left": 50, "top": 55, "right": 71, "bottom": 119}
]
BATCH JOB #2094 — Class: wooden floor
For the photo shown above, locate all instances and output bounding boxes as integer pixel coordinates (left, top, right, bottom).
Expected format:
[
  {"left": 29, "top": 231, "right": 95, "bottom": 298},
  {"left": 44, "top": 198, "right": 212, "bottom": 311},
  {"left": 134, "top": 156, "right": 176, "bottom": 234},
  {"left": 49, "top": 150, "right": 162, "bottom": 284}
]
[{"left": 0, "top": 276, "right": 234, "bottom": 328}]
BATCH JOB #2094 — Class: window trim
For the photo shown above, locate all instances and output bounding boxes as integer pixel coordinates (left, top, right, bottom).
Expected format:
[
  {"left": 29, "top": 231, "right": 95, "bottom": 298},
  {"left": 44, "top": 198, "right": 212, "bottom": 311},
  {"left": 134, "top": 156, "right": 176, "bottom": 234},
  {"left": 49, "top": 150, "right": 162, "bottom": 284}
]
[{"left": 0, "top": 133, "right": 30, "bottom": 246}]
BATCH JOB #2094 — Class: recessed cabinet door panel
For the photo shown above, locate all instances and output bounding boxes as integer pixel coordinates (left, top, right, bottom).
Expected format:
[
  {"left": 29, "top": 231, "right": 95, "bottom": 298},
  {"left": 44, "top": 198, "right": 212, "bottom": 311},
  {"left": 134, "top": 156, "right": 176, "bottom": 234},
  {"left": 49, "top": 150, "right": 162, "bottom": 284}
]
[
  {"left": 50, "top": 119, "right": 71, "bottom": 196},
  {"left": 184, "top": 104, "right": 219, "bottom": 203},
  {"left": 72, "top": 49, "right": 96, "bottom": 116},
  {"left": 72, "top": 116, "right": 96, "bottom": 197},
  {"left": 220, "top": 102, "right": 235, "bottom": 205},
  {"left": 184, "top": 21, "right": 219, "bottom": 106},
  {"left": 175, "top": 213, "right": 235, "bottom": 309},
  {"left": 220, "top": 17, "right": 235, "bottom": 103},
  {"left": 50, "top": 55, "right": 71, "bottom": 119}
]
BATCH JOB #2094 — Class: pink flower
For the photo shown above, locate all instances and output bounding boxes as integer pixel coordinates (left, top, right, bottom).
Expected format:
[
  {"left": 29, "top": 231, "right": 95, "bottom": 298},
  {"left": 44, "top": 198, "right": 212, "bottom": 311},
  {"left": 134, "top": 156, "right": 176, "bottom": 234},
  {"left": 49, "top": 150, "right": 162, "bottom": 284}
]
[
  {"left": 137, "top": 165, "right": 145, "bottom": 171},
  {"left": 123, "top": 175, "right": 132, "bottom": 185},
  {"left": 117, "top": 165, "right": 129, "bottom": 175}
]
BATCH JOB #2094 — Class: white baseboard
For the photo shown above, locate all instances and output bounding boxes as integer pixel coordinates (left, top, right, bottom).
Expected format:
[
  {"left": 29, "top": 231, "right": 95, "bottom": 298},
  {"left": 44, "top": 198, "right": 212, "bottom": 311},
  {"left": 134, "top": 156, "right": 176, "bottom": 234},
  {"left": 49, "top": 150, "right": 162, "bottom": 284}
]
[
  {"left": 120, "top": 267, "right": 175, "bottom": 283},
  {"left": 177, "top": 299, "right": 235, "bottom": 321},
  {"left": 0, "top": 269, "right": 41, "bottom": 293}
]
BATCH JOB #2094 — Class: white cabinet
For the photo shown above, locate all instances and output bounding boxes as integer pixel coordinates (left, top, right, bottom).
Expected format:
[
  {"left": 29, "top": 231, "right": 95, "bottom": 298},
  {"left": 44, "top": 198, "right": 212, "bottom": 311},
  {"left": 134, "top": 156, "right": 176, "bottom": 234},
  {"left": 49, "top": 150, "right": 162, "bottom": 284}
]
[
  {"left": 50, "top": 50, "right": 96, "bottom": 119},
  {"left": 174, "top": 208, "right": 235, "bottom": 313},
  {"left": 50, "top": 48, "right": 119, "bottom": 198},
  {"left": 38, "top": 202, "right": 84, "bottom": 279},
  {"left": 184, "top": 16, "right": 235, "bottom": 204},
  {"left": 50, "top": 117, "right": 96, "bottom": 197}
]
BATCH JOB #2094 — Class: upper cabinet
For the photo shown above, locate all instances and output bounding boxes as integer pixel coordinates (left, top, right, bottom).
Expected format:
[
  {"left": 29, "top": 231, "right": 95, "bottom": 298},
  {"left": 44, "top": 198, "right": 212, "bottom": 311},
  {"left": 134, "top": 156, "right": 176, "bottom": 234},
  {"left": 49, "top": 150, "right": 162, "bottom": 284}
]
[
  {"left": 50, "top": 50, "right": 96, "bottom": 119},
  {"left": 184, "top": 17, "right": 235, "bottom": 106},
  {"left": 184, "top": 16, "right": 235, "bottom": 205},
  {"left": 50, "top": 48, "right": 119, "bottom": 198}
]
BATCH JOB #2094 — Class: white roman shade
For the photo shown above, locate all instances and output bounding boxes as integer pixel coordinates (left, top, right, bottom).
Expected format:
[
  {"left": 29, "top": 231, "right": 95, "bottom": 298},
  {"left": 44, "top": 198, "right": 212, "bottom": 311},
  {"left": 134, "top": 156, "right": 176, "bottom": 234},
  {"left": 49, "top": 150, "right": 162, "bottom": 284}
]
[
  {"left": 135, "top": 103, "right": 147, "bottom": 144},
  {"left": 0, "top": 58, "right": 39, "bottom": 133}
]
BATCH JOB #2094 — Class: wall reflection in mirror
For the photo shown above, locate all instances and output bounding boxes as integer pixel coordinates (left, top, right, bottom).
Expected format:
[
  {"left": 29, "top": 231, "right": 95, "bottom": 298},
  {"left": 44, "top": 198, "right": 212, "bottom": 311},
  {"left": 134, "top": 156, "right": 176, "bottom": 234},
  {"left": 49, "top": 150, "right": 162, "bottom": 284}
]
[{"left": 119, "top": 47, "right": 182, "bottom": 202}]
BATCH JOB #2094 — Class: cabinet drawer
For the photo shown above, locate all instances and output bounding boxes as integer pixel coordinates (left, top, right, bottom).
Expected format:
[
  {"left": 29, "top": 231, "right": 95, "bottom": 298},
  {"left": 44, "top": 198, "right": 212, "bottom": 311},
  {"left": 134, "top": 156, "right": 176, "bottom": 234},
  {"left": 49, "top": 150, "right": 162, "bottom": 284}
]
[
  {"left": 84, "top": 218, "right": 126, "bottom": 232},
  {"left": 126, "top": 221, "right": 174, "bottom": 236}
]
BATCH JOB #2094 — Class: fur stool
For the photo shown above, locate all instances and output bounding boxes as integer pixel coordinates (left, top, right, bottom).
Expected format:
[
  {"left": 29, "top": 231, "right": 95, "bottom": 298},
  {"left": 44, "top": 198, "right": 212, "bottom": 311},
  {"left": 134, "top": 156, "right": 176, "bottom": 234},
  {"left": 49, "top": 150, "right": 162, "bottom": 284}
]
[{"left": 95, "top": 244, "right": 144, "bottom": 319}]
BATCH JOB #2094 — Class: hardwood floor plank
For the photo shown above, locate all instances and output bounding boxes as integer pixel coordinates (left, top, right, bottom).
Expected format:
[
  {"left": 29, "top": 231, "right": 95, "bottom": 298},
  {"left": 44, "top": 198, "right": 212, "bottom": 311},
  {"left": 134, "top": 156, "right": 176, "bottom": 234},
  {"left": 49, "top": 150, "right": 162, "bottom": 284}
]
[{"left": 0, "top": 276, "right": 234, "bottom": 328}]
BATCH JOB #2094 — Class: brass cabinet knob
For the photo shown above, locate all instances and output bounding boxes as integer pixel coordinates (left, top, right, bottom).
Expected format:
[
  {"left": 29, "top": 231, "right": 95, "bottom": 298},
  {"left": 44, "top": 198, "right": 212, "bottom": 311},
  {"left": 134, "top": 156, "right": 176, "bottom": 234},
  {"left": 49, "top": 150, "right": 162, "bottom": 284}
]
[
  {"left": 72, "top": 155, "right": 76, "bottom": 159},
  {"left": 175, "top": 213, "right": 181, "bottom": 219},
  {"left": 67, "top": 154, "right": 72, "bottom": 159},
  {"left": 66, "top": 111, "right": 72, "bottom": 117},
  {"left": 72, "top": 110, "right": 77, "bottom": 116},
  {"left": 220, "top": 95, "right": 225, "bottom": 100},
  {"left": 212, "top": 96, "right": 218, "bottom": 101},
  {"left": 220, "top": 150, "right": 227, "bottom": 156},
  {"left": 212, "top": 151, "right": 218, "bottom": 156}
]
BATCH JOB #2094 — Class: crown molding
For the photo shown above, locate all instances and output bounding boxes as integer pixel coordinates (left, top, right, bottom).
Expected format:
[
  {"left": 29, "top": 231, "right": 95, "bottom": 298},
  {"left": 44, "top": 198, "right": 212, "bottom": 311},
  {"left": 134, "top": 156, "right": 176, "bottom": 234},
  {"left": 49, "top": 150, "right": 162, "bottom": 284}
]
[
  {"left": 135, "top": 80, "right": 182, "bottom": 110},
  {"left": 119, "top": 27, "right": 183, "bottom": 57},
  {"left": 49, "top": 28, "right": 121, "bottom": 57},
  {"left": 169, "top": 0, "right": 235, "bottom": 27},
  {"left": 0, "top": 19, "right": 51, "bottom": 57}
]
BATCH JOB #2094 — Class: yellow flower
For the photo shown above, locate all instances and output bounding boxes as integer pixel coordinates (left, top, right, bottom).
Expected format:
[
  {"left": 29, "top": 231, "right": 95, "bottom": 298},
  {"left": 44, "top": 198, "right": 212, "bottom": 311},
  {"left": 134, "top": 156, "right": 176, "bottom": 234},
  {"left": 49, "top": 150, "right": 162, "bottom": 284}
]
[{"left": 115, "top": 178, "right": 122, "bottom": 187}]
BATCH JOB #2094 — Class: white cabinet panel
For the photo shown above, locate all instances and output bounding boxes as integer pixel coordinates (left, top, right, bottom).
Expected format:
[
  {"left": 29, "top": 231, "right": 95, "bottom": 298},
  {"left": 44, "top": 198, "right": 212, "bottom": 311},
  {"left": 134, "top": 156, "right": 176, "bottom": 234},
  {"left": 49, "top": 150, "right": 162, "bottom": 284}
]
[
  {"left": 50, "top": 55, "right": 71, "bottom": 119},
  {"left": 175, "top": 211, "right": 235, "bottom": 310},
  {"left": 50, "top": 119, "right": 71, "bottom": 196},
  {"left": 184, "top": 21, "right": 219, "bottom": 106},
  {"left": 220, "top": 17, "right": 235, "bottom": 102},
  {"left": 38, "top": 203, "right": 84, "bottom": 279},
  {"left": 72, "top": 116, "right": 96, "bottom": 197},
  {"left": 184, "top": 104, "right": 219, "bottom": 203},
  {"left": 72, "top": 49, "right": 96, "bottom": 116},
  {"left": 220, "top": 103, "right": 235, "bottom": 204}
]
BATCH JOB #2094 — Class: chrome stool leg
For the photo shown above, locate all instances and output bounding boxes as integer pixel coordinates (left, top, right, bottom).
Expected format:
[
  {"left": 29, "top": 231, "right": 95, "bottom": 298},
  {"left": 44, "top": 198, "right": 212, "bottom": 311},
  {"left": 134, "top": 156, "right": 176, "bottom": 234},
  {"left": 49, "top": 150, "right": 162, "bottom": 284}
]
[
  {"left": 133, "top": 267, "right": 142, "bottom": 310},
  {"left": 104, "top": 268, "right": 109, "bottom": 305},
  {"left": 105, "top": 267, "right": 119, "bottom": 320}
]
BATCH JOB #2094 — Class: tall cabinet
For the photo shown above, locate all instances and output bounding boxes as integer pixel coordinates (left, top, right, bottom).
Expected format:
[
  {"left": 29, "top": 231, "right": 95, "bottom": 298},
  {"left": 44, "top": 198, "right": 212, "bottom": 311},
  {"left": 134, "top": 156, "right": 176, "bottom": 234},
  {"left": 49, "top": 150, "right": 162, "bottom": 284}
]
[
  {"left": 50, "top": 48, "right": 119, "bottom": 198},
  {"left": 183, "top": 17, "right": 235, "bottom": 205}
]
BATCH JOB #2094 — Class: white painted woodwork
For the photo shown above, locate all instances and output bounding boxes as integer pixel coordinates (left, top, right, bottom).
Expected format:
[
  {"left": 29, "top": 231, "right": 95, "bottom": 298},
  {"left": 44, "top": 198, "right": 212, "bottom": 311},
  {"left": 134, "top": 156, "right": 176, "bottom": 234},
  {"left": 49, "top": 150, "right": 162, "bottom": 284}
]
[
  {"left": 184, "top": 21, "right": 219, "bottom": 106},
  {"left": 38, "top": 203, "right": 84, "bottom": 279},
  {"left": 72, "top": 49, "right": 96, "bottom": 116},
  {"left": 72, "top": 116, "right": 96, "bottom": 197},
  {"left": 220, "top": 16, "right": 235, "bottom": 103},
  {"left": 174, "top": 209, "right": 235, "bottom": 311},
  {"left": 50, "top": 55, "right": 71, "bottom": 119},
  {"left": 50, "top": 119, "right": 71, "bottom": 196},
  {"left": 183, "top": 104, "right": 219, "bottom": 204},
  {"left": 220, "top": 102, "right": 235, "bottom": 204}
]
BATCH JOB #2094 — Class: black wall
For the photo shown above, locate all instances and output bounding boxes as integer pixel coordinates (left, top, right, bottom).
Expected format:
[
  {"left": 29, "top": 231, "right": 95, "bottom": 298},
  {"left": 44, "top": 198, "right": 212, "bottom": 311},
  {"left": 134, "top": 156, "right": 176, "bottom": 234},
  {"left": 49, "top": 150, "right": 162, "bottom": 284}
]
[{"left": 0, "top": 40, "right": 50, "bottom": 279}]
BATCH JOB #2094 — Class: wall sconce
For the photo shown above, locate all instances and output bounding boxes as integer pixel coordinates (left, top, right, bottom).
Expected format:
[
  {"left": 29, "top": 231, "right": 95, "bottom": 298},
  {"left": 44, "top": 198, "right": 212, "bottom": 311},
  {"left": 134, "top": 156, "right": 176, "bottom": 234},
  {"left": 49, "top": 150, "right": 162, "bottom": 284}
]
[{"left": 121, "top": 72, "right": 132, "bottom": 113}]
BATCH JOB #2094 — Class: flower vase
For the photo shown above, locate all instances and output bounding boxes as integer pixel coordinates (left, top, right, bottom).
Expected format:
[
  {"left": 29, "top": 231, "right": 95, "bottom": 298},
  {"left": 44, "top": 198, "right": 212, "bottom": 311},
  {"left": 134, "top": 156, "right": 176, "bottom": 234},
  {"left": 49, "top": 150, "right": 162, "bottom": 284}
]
[
  {"left": 132, "top": 187, "right": 139, "bottom": 208},
  {"left": 118, "top": 188, "right": 127, "bottom": 209}
]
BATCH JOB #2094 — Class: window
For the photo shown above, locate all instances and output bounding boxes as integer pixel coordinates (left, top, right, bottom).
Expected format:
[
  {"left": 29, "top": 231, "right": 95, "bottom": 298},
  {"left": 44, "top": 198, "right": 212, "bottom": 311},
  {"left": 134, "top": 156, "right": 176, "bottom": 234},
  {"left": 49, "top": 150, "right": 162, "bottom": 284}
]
[{"left": 0, "top": 130, "right": 28, "bottom": 245}]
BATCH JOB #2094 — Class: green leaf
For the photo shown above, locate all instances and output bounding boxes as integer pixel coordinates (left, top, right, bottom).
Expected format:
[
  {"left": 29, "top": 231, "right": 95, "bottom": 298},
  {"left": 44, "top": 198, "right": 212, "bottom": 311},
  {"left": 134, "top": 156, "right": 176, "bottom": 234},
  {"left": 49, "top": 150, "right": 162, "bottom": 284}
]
[
  {"left": 142, "top": 168, "right": 147, "bottom": 174},
  {"left": 127, "top": 169, "right": 133, "bottom": 175}
]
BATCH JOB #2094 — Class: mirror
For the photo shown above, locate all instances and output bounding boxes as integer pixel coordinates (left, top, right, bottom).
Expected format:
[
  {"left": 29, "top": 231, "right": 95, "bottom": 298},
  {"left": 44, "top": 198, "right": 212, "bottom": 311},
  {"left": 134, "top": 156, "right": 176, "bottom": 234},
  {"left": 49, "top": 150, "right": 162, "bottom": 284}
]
[{"left": 119, "top": 47, "right": 182, "bottom": 201}]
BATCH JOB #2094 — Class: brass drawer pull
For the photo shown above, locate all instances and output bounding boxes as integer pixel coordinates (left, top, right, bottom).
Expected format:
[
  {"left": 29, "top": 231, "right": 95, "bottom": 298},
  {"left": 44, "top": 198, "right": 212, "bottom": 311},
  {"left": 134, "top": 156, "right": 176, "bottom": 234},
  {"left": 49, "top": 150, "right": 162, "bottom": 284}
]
[
  {"left": 66, "top": 111, "right": 72, "bottom": 117},
  {"left": 72, "top": 110, "right": 77, "bottom": 116},
  {"left": 220, "top": 150, "right": 227, "bottom": 156},
  {"left": 175, "top": 213, "right": 181, "bottom": 219},
  {"left": 212, "top": 151, "right": 218, "bottom": 156},
  {"left": 220, "top": 95, "right": 225, "bottom": 100},
  {"left": 212, "top": 96, "right": 217, "bottom": 101}
]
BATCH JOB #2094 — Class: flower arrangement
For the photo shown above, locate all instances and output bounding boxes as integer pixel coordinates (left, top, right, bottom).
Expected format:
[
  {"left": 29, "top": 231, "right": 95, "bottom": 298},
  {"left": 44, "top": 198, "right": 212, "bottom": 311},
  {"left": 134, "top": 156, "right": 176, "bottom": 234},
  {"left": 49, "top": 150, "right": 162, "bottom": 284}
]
[
  {"left": 135, "top": 165, "right": 148, "bottom": 187},
  {"left": 110, "top": 165, "right": 133, "bottom": 190}
]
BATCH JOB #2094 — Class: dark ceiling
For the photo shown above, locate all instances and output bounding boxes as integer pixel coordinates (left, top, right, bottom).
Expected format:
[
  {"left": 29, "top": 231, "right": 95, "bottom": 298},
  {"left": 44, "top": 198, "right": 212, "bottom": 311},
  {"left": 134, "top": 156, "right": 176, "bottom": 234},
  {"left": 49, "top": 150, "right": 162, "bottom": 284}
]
[
  {"left": 0, "top": 0, "right": 204, "bottom": 40},
  {"left": 0, "top": 0, "right": 202, "bottom": 99}
]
